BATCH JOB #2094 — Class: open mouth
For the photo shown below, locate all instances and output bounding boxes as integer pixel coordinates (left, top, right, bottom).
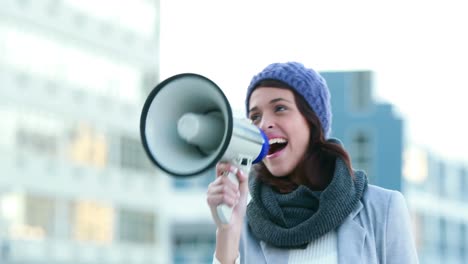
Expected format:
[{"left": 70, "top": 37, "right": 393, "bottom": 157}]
[{"left": 268, "top": 138, "right": 288, "bottom": 156}]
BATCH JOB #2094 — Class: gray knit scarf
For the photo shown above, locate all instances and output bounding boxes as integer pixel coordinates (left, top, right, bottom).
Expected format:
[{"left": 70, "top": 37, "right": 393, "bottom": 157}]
[{"left": 246, "top": 158, "right": 368, "bottom": 249}]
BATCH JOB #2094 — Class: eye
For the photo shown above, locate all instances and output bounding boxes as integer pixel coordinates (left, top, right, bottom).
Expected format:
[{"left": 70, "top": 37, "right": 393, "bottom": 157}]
[
  {"left": 249, "top": 113, "right": 261, "bottom": 123},
  {"left": 274, "top": 105, "right": 287, "bottom": 112}
]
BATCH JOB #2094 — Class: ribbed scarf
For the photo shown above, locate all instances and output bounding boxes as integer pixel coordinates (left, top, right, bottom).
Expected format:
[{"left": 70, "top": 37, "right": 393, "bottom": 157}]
[{"left": 246, "top": 158, "right": 368, "bottom": 249}]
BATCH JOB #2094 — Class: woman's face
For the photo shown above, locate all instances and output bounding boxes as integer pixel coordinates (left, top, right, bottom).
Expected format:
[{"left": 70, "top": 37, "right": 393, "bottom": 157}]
[{"left": 248, "top": 87, "right": 311, "bottom": 177}]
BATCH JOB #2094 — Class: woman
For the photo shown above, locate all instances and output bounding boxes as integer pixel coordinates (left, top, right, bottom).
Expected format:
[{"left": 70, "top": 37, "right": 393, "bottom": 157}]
[{"left": 207, "top": 62, "right": 418, "bottom": 263}]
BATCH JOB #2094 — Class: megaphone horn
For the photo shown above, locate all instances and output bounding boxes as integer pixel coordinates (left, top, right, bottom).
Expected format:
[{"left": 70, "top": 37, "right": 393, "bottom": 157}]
[{"left": 140, "top": 73, "right": 269, "bottom": 224}]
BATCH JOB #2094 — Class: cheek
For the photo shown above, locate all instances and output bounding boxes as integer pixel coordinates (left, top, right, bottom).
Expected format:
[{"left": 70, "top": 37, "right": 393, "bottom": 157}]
[
  {"left": 292, "top": 129, "right": 310, "bottom": 155},
  {"left": 289, "top": 118, "right": 310, "bottom": 142}
]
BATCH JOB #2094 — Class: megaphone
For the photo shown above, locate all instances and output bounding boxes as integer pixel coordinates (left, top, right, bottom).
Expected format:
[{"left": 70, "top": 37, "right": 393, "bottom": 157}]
[{"left": 140, "top": 73, "right": 269, "bottom": 224}]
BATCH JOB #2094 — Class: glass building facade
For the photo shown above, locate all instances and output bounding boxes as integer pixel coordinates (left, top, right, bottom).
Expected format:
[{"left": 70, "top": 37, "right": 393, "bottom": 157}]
[
  {"left": 404, "top": 147, "right": 468, "bottom": 264},
  {"left": 0, "top": 0, "right": 166, "bottom": 263}
]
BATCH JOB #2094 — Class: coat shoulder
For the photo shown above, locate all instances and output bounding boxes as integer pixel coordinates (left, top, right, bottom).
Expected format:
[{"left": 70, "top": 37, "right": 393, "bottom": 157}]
[
  {"left": 359, "top": 184, "right": 407, "bottom": 225},
  {"left": 362, "top": 184, "right": 402, "bottom": 206},
  {"left": 358, "top": 185, "right": 419, "bottom": 263}
]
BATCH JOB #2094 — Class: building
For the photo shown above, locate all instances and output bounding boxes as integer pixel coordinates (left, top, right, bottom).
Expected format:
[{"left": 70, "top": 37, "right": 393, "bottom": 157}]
[
  {"left": 321, "top": 71, "right": 403, "bottom": 191},
  {"left": 0, "top": 0, "right": 167, "bottom": 263},
  {"left": 404, "top": 147, "right": 468, "bottom": 264}
]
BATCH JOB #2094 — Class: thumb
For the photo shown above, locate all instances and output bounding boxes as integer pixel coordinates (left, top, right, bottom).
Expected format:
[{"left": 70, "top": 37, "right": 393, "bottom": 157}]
[{"left": 237, "top": 168, "right": 249, "bottom": 196}]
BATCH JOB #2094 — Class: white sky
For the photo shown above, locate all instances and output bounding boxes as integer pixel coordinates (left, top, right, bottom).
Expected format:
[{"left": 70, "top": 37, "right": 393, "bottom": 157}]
[{"left": 159, "top": 0, "right": 468, "bottom": 163}]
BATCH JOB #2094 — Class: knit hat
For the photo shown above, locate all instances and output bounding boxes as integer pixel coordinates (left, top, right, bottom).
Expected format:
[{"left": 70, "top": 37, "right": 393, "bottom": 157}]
[{"left": 246, "top": 62, "right": 332, "bottom": 138}]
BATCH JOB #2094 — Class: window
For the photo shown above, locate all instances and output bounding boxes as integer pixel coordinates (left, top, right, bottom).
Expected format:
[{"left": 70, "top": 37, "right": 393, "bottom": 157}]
[
  {"left": 350, "top": 72, "right": 371, "bottom": 112},
  {"left": 120, "top": 135, "right": 152, "bottom": 172},
  {"left": 16, "top": 128, "right": 57, "bottom": 155},
  {"left": 71, "top": 200, "right": 114, "bottom": 244},
  {"left": 24, "top": 194, "right": 55, "bottom": 238},
  {"left": 458, "top": 222, "right": 468, "bottom": 260},
  {"left": 172, "top": 224, "right": 216, "bottom": 264},
  {"left": 412, "top": 212, "right": 425, "bottom": 252},
  {"left": 14, "top": 110, "right": 61, "bottom": 156},
  {"left": 437, "top": 162, "right": 446, "bottom": 197},
  {"left": 460, "top": 223, "right": 466, "bottom": 261},
  {"left": 439, "top": 217, "right": 447, "bottom": 258},
  {"left": 402, "top": 146, "right": 429, "bottom": 185},
  {"left": 67, "top": 123, "right": 109, "bottom": 168},
  {"left": 118, "top": 208, "right": 155, "bottom": 244},
  {"left": 351, "top": 130, "right": 373, "bottom": 181},
  {"left": 0, "top": 192, "right": 50, "bottom": 240},
  {"left": 460, "top": 168, "right": 468, "bottom": 201},
  {"left": 423, "top": 214, "right": 438, "bottom": 254}
]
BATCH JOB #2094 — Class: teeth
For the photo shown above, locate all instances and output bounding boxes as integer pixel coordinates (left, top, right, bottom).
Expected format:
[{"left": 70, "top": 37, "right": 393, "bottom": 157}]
[{"left": 269, "top": 138, "right": 287, "bottom": 145}]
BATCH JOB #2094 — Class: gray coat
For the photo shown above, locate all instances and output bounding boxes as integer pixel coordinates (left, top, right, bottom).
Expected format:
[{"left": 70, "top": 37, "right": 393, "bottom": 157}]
[{"left": 239, "top": 185, "right": 419, "bottom": 264}]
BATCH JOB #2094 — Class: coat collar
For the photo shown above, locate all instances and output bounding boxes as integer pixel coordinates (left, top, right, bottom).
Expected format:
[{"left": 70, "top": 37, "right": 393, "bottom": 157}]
[
  {"left": 259, "top": 241, "right": 290, "bottom": 264},
  {"left": 337, "top": 201, "right": 366, "bottom": 264}
]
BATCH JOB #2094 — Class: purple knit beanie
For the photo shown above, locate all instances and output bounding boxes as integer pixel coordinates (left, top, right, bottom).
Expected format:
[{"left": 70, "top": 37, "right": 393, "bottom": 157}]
[{"left": 245, "top": 62, "right": 332, "bottom": 138}]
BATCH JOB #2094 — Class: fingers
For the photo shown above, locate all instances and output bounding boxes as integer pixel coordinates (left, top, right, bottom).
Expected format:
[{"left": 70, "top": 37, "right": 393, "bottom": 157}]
[
  {"left": 216, "top": 162, "right": 238, "bottom": 178},
  {"left": 236, "top": 168, "right": 248, "bottom": 184},
  {"left": 207, "top": 176, "right": 240, "bottom": 208},
  {"left": 216, "top": 162, "right": 248, "bottom": 183}
]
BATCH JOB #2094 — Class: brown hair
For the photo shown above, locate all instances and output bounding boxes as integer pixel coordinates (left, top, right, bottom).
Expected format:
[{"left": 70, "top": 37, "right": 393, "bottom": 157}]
[{"left": 251, "top": 80, "right": 353, "bottom": 193}]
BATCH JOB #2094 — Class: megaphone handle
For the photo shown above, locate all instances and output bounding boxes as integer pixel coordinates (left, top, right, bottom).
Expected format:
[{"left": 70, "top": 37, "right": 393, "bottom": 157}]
[
  {"left": 215, "top": 157, "right": 252, "bottom": 224},
  {"left": 215, "top": 169, "right": 239, "bottom": 224}
]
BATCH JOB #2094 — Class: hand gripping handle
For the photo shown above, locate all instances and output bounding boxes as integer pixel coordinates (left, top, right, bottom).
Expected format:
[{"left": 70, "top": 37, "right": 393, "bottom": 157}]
[
  {"left": 215, "top": 156, "right": 252, "bottom": 224},
  {"left": 215, "top": 168, "right": 239, "bottom": 224}
]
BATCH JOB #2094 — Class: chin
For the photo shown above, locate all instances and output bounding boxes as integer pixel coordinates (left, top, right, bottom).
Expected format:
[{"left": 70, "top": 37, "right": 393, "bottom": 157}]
[{"left": 265, "top": 164, "right": 293, "bottom": 177}]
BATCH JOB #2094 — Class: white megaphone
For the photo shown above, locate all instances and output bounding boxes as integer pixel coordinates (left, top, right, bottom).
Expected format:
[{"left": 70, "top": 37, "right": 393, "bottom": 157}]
[{"left": 140, "top": 73, "right": 269, "bottom": 224}]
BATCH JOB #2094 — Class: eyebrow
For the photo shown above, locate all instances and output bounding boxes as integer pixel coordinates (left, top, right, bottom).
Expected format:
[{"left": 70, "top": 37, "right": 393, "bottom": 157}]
[{"left": 249, "top": 98, "right": 293, "bottom": 113}]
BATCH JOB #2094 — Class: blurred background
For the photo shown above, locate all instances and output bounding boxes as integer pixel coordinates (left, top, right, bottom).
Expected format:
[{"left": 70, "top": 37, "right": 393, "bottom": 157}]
[{"left": 1, "top": 0, "right": 467, "bottom": 263}]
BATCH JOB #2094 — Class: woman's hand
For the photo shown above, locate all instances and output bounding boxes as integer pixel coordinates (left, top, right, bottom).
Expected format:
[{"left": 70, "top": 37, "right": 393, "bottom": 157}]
[
  {"left": 207, "top": 162, "right": 249, "bottom": 230},
  {"left": 207, "top": 162, "right": 249, "bottom": 263}
]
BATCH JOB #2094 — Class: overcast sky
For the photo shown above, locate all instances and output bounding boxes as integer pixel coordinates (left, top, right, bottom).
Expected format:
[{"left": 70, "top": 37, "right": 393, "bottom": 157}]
[{"left": 159, "top": 0, "right": 468, "bottom": 163}]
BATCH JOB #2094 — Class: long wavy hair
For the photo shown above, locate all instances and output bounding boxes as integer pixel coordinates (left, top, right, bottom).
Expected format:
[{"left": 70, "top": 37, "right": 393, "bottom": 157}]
[{"left": 251, "top": 80, "right": 354, "bottom": 193}]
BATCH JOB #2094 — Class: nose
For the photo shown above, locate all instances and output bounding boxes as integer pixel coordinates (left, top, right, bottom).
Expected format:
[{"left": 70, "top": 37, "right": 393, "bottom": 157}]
[{"left": 259, "top": 114, "right": 275, "bottom": 130}]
